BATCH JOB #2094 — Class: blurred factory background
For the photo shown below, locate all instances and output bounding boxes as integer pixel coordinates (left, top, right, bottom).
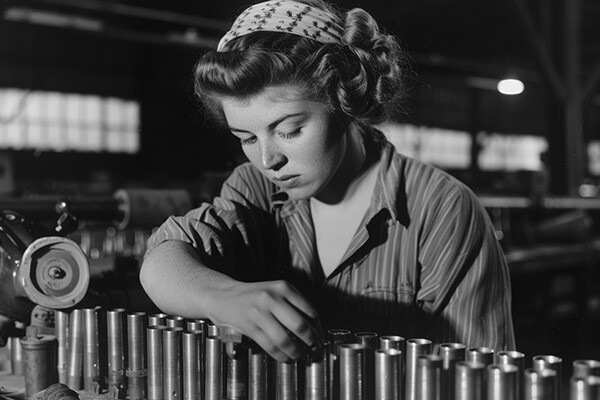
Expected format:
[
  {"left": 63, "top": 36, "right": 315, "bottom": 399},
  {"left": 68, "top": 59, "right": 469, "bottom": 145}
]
[{"left": 1, "top": 0, "right": 600, "bottom": 372}]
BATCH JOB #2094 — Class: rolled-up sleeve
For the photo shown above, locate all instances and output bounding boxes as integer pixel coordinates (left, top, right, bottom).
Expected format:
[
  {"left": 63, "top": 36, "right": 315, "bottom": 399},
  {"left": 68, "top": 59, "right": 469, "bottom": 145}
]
[
  {"left": 145, "top": 163, "right": 277, "bottom": 278},
  {"left": 417, "top": 179, "right": 515, "bottom": 350}
]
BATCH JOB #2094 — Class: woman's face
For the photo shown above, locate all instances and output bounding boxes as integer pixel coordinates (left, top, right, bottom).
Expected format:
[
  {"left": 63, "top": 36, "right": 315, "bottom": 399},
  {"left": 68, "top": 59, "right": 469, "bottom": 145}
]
[{"left": 220, "top": 84, "right": 348, "bottom": 201}]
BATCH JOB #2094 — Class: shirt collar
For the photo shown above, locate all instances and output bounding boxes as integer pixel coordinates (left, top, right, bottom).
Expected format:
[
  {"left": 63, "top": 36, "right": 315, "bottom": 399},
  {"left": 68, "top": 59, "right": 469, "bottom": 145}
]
[{"left": 270, "top": 140, "right": 410, "bottom": 227}]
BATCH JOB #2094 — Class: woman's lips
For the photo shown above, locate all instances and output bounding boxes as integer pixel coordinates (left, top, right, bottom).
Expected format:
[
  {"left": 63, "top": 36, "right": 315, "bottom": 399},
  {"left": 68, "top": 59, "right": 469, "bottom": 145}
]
[{"left": 274, "top": 174, "right": 300, "bottom": 188}]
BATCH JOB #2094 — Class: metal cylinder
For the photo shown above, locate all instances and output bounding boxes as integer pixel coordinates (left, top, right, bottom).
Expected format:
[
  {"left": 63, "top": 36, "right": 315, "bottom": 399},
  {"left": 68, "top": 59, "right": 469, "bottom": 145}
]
[
  {"left": 166, "top": 316, "right": 185, "bottom": 329},
  {"left": 107, "top": 308, "right": 127, "bottom": 394},
  {"left": 524, "top": 367, "right": 558, "bottom": 400},
  {"left": 225, "top": 341, "right": 248, "bottom": 400},
  {"left": 82, "top": 308, "right": 101, "bottom": 391},
  {"left": 186, "top": 319, "right": 209, "bottom": 334},
  {"left": 127, "top": 312, "right": 147, "bottom": 400},
  {"left": 306, "top": 345, "right": 327, "bottom": 400},
  {"left": 375, "top": 349, "right": 402, "bottom": 400},
  {"left": 276, "top": 360, "right": 298, "bottom": 400},
  {"left": 55, "top": 310, "right": 69, "bottom": 385},
  {"left": 531, "top": 354, "right": 561, "bottom": 399},
  {"left": 205, "top": 335, "right": 223, "bottom": 400},
  {"left": 416, "top": 354, "right": 442, "bottom": 400},
  {"left": 328, "top": 329, "right": 352, "bottom": 400},
  {"left": 454, "top": 361, "right": 486, "bottom": 400},
  {"left": 355, "top": 332, "right": 377, "bottom": 400},
  {"left": 10, "top": 335, "right": 25, "bottom": 375},
  {"left": 379, "top": 335, "right": 405, "bottom": 351},
  {"left": 208, "top": 324, "right": 220, "bottom": 338},
  {"left": 149, "top": 313, "right": 168, "bottom": 327},
  {"left": 340, "top": 343, "right": 364, "bottom": 400},
  {"left": 148, "top": 325, "right": 166, "bottom": 400},
  {"left": 355, "top": 332, "right": 378, "bottom": 349},
  {"left": 405, "top": 338, "right": 433, "bottom": 400},
  {"left": 163, "top": 327, "right": 183, "bottom": 400},
  {"left": 570, "top": 375, "right": 600, "bottom": 400},
  {"left": 67, "top": 309, "right": 83, "bottom": 389},
  {"left": 495, "top": 351, "right": 525, "bottom": 399},
  {"left": 249, "top": 343, "right": 269, "bottom": 400},
  {"left": 438, "top": 343, "right": 466, "bottom": 400},
  {"left": 573, "top": 360, "right": 600, "bottom": 378},
  {"left": 183, "top": 330, "right": 202, "bottom": 400},
  {"left": 487, "top": 364, "right": 518, "bottom": 400},
  {"left": 20, "top": 334, "right": 58, "bottom": 399},
  {"left": 466, "top": 347, "right": 494, "bottom": 367}
]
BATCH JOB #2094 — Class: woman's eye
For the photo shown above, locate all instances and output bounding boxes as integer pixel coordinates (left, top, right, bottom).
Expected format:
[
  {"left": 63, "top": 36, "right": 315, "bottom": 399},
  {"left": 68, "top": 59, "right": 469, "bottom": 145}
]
[
  {"left": 240, "top": 136, "right": 257, "bottom": 146},
  {"left": 279, "top": 128, "right": 302, "bottom": 139}
]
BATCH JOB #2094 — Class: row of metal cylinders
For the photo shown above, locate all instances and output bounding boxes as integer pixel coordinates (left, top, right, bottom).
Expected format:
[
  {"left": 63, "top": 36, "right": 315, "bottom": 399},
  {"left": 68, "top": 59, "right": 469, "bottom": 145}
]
[{"left": 7, "top": 307, "right": 600, "bottom": 400}]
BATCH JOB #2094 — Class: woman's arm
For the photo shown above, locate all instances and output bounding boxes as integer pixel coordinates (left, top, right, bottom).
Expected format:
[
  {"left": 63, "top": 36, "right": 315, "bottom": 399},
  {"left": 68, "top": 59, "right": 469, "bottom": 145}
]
[{"left": 140, "top": 239, "right": 322, "bottom": 361}]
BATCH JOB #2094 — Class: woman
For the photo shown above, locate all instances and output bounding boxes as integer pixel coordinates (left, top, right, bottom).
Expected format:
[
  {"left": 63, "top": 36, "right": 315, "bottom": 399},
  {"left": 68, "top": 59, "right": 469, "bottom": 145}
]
[{"left": 140, "top": 0, "right": 515, "bottom": 362}]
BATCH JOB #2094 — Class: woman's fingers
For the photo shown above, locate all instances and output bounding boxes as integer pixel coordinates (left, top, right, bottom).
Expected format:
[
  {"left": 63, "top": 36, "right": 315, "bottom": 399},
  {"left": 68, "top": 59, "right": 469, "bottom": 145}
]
[
  {"left": 270, "top": 299, "right": 320, "bottom": 348},
  {"left": 210, "top": 280, "right": 322, "bottom": 361}
]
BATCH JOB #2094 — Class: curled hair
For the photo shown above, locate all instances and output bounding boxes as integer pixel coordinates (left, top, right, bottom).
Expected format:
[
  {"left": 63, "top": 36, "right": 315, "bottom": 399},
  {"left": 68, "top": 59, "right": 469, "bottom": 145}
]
[{"left": 194, "top": 0, "right": 409, "bottom": 128}]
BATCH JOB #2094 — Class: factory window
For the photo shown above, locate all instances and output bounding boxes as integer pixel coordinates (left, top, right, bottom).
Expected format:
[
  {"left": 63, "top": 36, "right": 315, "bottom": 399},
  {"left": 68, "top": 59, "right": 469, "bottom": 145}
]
[
  {"left": 477, "top": 132, "right": 548, "bottom": 171},
  {"left": 588, "top": 141, "right": 600, "bottom": 176},
  {"left": 0, "top": 88, "right": 139, "bottom": 153},
  {"left": 378, "top": 123, "right": 472, "bottom": 169}
]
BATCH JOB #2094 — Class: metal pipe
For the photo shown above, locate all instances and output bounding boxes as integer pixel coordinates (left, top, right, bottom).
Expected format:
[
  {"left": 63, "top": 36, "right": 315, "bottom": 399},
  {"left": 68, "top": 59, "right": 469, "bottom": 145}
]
[
  {"left": 495, "top": 351, "right": 525, "bottom": 399},
  {"left": 147, "top": 325, "right": 166, "bottom": 400},
  {"left": 186, "top": 319, "right": 207, "bottom": 396},
  {"left": 225, "top": 340, "right": 248, "bottom": 400},
  {"left": 454, "top": 361, "right": 485, "bottom": 400},
  {"left": 524, "top": 367, "right": 558, "bottom": 400},
  {"left": 405, "top": 338, "right": 432, "bottom": 400},
  {"left": 531, "top": 354, "right": 561, "bottom": 399},
  {"left": 355, "top": 332, "right": 377, "bottom": 400},
  {"left": 149, "top": 313, "right": 168, "bottom": 327},
  {"left": 163, "top": 327, "right": 183, "bottom": 400},
  {"left": 416, "top": 354, "right": 442, "bottom": 400},
  {"left": 107, "top": 308, "right": 127, "bottom": 394},
  {"left": 328, "top": 329, "right": 352, "bottom": 400},
  {"left": 379, "top": 335, "right": 405, "bottom": 351},
  {"left": 570, "top": 375, "right": 600, "bottom": 400},
  {"left": 55, "top": 310, "right": 69, "bottom": 385},
  {"left": 355, "top": 332, "right": 378, "bottom": 349},
  {"left": 205, "top": 335, "right": 223, "bottom": 400},
  {"left": 573, "top": 360, "right": 600, "bottom": 378},
  {"left": 276, "top": 360, "right": 298, "bottom": 400},
  {"left": 305, "top": 345, "right": 326, "bottom": 400},
  {"left": 466, "top": 347, "right": 493, "bottom": 367},
  {"left": 10, "top": 335, "right": 25, "bottom": 375},
  {"left": 183, "top": 330, "right": 202, "bottom": 400},
  {"left": 249, "top": 342, "right": 269, "bottom": 400},
  {"left": 166, "top": 316, "right": 185, "bottom": 329},
  {"left": 340, "top": 343, "right": 364, "bottom": 400},
  {"left": 127, "top": 312, "right": 147, "bottom": 400},
  {"left": 186, "top": 319, "right": 209, "bottom": 334},
  {"left": 487, "top": 364, "right": 518, "bottom": 400},
  {"left": 20, "top": 334, "right": 58, "bottom": 399},
  {"left": 82, "top": 308, "right": 100, "bottom": 391},
  {"left": 375, "top": 349, "right": 402, "bottom": 400},
  {"left": 208, "top": 324, "right": 220, "bottom": 338},
  {"left": 67, "top": 309, "right": 83, "bottom": 389},
  {"left": 438, "top": 343, "right": 465, "bottom": 400}
]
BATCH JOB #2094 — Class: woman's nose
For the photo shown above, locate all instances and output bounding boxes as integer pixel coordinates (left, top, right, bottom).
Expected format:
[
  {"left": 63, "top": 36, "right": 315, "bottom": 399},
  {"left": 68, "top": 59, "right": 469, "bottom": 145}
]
[{"left": 260, "top": 140, "right": 286, "bottom": 170}]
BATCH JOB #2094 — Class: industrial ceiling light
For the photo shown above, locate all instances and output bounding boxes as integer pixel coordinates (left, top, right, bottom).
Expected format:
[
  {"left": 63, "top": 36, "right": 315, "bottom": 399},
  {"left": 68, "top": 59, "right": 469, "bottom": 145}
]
[{"left": 497, "top": 78, "right": 524, "bottom": 95}]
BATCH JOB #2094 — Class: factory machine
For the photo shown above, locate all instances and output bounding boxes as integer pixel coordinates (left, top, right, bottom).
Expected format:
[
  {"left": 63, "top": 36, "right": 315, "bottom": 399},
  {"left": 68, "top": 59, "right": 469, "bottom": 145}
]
[{"left": 1, "top": 190, "right": 600, "bottom": 400}]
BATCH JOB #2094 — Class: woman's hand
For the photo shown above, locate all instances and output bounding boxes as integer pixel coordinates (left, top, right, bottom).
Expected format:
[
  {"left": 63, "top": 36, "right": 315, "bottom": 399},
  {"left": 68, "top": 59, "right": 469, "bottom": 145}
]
[{"left": 206, "top": 279, "right": 322, "bottom": 362}]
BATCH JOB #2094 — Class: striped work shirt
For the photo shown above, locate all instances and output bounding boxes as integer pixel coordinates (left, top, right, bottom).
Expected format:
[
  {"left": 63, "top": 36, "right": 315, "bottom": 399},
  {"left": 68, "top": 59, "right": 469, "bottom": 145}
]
[{"left": 146, "top": 142, "right": 516, "bottom": 350}]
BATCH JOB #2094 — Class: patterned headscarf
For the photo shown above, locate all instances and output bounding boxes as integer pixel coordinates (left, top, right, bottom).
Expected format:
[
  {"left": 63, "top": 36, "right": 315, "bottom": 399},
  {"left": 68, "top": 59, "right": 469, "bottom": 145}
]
[{"left": 217, "top": 0, "right": 343, "bottom": 51}]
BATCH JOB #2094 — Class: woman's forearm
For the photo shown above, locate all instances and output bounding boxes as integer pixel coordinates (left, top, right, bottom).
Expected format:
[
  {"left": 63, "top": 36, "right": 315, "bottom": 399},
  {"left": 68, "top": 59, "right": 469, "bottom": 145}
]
[
  {"left": 139, "top": 239, "right": 321, "bottom": 361},
  {"left": 139, "top": 240, "right": 235, "bottom": 319}
]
